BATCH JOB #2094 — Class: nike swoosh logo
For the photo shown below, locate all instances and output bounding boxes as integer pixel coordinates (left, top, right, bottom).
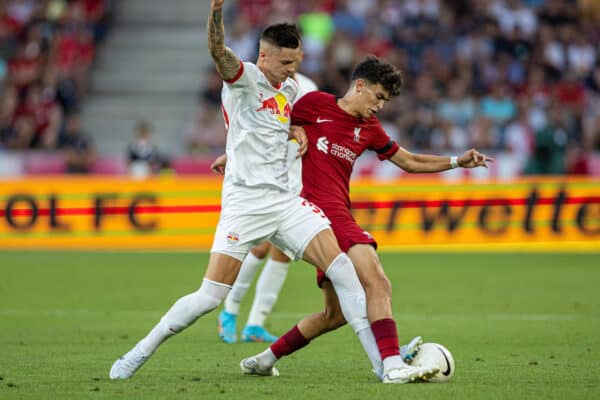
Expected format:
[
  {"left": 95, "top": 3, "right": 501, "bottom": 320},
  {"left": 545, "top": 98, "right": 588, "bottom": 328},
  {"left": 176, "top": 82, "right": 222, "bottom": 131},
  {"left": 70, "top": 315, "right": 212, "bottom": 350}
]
[
  {"left": 317, "top": 117, "right": 333, "bottom": 123},
  {"left": 436, "top": 344, "right": 452, "bottom": 376}
]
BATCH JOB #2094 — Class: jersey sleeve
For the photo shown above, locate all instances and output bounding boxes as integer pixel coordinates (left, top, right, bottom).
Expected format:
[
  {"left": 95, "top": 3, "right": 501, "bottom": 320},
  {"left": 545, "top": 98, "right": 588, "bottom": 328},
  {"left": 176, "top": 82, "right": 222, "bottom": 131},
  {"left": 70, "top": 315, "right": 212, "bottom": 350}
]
[
  {"left": 223, "top": 61, "right": 257, "bottom": 89},
  {"left": 291, "top": 91, "right": 321, "bottom": 125},
  {"left": 368, "top": 120, "right": 399, "bottom": 160}
]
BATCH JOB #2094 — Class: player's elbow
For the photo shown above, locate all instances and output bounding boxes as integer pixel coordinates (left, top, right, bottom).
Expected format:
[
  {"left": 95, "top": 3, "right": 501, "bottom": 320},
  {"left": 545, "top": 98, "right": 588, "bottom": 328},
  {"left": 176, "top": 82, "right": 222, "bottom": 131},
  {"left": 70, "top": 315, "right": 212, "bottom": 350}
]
[{"left": 400, "top": 159, "right": 419, "bottom": 173}]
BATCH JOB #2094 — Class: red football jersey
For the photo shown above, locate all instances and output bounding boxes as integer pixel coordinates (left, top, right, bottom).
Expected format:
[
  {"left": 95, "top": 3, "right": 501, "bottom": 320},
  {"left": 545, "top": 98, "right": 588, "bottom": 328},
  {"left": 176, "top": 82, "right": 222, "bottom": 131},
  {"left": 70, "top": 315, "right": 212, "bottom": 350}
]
[{"left": 292, "top": 91, "right": 398, "bottom": 215}]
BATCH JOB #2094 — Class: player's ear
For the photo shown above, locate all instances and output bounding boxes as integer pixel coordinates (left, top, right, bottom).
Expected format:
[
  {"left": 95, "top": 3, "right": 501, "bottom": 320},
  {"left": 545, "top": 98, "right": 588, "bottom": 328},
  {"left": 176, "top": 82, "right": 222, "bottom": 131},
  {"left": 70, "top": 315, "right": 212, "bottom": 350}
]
[{"left": 354, "top": 79, "right": 364, "bottom": 94}]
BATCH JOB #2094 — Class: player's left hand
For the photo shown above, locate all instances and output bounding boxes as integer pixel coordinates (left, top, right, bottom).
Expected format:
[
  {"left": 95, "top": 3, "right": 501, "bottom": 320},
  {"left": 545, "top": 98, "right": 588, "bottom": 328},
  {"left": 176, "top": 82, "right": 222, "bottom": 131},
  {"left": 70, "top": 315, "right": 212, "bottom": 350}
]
[
  {"left": 210, "top": 153, "right": 227, "bottom": 175},
  {"left": 458, "top": 148, "right": 494, "bottom": 168},
  {"left": 290, "top": 125, "right": 307, "bottom": 158}
]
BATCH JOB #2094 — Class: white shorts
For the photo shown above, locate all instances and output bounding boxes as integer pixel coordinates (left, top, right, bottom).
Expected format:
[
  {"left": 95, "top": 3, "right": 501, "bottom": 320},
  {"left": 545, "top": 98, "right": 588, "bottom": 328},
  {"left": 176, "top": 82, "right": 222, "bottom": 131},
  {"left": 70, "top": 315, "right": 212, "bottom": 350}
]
[{"left": 210, "top": 184, "right": 330, "bottom": 261}]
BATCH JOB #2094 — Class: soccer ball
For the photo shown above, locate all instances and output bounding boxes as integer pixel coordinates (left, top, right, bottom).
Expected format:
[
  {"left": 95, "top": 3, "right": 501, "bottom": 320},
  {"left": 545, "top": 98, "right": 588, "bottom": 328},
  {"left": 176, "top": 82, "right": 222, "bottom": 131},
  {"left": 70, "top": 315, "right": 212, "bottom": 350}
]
[{"left": 411, "top": 342, "right": 455, "bottom": 383}]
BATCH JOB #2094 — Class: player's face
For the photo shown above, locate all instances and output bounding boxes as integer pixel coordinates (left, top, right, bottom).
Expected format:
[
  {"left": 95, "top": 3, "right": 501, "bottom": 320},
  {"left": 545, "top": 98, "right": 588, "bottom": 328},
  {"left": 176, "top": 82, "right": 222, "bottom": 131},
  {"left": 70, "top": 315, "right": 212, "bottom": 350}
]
[
  {"left": 260, "top": 46, "right": 301, "bottom": 85},
  {"left": 292, "top": 50, "right": 304, "bottom": 76},
  {"left": 356, "top": 81, "right": 390, "bottom": 119}
]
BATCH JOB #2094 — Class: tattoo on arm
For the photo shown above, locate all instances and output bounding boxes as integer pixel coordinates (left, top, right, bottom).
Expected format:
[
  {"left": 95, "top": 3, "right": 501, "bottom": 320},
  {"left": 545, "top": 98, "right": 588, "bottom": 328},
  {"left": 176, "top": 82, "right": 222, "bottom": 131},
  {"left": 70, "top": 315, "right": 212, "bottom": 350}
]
[{"left": 207, "top": 8, "right": 240, "bottom": 80}]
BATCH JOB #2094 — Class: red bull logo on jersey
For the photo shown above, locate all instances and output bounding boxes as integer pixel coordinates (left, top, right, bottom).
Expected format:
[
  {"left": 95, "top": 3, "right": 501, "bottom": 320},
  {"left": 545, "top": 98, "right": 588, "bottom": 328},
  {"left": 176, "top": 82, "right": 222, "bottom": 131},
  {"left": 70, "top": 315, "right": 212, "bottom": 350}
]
[{"left": 256, "top": 93, "right": 291, "bottom": 123}]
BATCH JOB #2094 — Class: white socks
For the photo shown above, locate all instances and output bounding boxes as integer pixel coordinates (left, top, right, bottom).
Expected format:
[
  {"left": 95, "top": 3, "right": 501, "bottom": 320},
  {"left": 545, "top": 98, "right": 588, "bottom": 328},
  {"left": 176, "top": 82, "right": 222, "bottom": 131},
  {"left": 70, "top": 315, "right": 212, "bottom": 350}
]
[
  {"left": 224, "top": 252, "right": 264, "bottom": 315},
  {"left": 383, "top": 355, "right": 406, "bottom": 372},
  {"left": 255, "top": 348, "right": 278, "bottom": 369},
  {"left": 246, "top": 259, "right": 290, "bottom": 326},
  {"left": 138, "top": 279, "right": 231, "bottom": 355},
  {"left": 357, "top": 326, "right": 384, "bottom": 376},
  {"left": 325, "top": 254, "right": 379, "bottom": 373},
  {"left": 324, "top": 253, "right": 369, "bottom": 333}
]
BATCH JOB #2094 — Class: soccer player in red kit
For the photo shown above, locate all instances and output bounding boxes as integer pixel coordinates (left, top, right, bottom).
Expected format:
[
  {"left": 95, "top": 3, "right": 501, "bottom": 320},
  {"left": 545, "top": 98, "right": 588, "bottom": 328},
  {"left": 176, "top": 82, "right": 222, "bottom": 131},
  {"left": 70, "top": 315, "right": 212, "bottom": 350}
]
[{"left": 236, "top": 55, "right": 493, "bottom": 381}]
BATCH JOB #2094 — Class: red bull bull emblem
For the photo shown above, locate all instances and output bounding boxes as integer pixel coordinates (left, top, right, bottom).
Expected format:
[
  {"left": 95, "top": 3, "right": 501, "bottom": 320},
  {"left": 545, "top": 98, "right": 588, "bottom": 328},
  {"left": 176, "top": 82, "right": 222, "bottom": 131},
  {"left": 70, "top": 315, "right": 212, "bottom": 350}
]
[
  {"left": 256, "top": 93, "right": 291, "bottom": 123},
  {"left": 226, "top": 231, "right": 239, "bottom": 244}
]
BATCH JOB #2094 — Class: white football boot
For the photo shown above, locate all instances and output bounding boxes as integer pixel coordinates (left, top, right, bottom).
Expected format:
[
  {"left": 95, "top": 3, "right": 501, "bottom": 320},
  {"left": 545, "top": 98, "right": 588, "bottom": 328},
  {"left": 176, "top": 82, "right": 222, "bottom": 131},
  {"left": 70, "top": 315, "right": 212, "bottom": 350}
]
[
  {"left": 373, "top": 336, "right": 424, "bottom": 381},
  {"left": 382, "top": 364, "right": 439, "bottom": 384},
  {"left": 109, "top": 344, "right": 150, "bottom": 380},
  {"left": 240, "top": 357, "right": 280, "bottom": 376}
]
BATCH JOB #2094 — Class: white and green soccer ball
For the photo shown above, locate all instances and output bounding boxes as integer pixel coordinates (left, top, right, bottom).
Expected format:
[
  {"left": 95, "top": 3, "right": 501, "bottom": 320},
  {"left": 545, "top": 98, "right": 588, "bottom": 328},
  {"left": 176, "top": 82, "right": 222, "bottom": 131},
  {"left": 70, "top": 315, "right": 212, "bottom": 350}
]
[{"left": 412, "top": 342, "right": 455, "bottom": 383}]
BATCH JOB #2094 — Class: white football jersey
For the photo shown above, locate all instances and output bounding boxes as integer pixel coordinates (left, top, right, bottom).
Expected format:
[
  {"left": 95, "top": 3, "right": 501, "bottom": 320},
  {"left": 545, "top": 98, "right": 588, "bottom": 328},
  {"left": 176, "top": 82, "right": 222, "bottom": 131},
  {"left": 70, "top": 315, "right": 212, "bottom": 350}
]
[
  {"left": 287, "top": 72, "right": 318, "bottom": 194},
  {"left": 221, "top": 62, "right": 298, "bottom": 191}
]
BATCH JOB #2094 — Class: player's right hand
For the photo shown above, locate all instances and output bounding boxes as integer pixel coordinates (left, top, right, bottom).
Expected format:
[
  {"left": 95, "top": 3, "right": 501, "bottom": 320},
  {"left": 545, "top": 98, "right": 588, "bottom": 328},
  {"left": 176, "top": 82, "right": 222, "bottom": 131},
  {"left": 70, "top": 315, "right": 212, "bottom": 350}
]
[
  {"left": 290, "top": 125, "right": 307, "bottom": 158},
  {"left": 458, "top": 148, "right": 494, "bottom": 168},
  {"left": 210, "top": 154, "right": 227, "bottom": 175}
]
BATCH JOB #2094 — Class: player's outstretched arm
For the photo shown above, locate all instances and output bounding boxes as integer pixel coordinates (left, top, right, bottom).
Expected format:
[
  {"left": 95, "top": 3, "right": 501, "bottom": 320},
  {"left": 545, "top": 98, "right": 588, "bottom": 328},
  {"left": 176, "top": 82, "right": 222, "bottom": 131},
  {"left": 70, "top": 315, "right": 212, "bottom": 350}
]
[
  {"left": 389, "top": 147, "right": 494, "bottom": 173},
  {"left": 207, "top": 0, "right": 241, "bottom": 81}
]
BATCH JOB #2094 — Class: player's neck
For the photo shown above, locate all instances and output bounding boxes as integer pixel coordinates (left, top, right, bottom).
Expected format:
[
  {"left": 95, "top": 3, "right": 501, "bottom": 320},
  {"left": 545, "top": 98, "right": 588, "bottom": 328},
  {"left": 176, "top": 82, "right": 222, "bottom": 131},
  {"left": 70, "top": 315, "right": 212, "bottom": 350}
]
[
  {"left": 337, "top": 96, "right": 361, "bottom": 118},
  {"left": 257, "top": 62, "right": 283, "bottom": 88}
]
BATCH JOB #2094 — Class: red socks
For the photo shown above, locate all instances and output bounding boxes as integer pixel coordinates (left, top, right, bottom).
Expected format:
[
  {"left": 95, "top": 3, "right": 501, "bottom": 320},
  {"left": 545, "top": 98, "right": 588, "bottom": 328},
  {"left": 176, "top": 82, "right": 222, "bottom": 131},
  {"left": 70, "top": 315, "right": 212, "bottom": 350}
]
[
  {"left": 371, "top": 318, "right": 400, "bottom": 359},
  {"left": 270, "top": 325, "right": 309, "bottom": 358}
]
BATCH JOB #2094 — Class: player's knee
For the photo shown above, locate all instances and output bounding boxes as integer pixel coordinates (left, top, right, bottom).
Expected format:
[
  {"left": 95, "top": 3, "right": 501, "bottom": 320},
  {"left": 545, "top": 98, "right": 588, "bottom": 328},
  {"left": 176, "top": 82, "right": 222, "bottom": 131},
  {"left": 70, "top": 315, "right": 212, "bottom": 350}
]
[{"left": 197, "top": 278, "right": 231, "bottom": 311}]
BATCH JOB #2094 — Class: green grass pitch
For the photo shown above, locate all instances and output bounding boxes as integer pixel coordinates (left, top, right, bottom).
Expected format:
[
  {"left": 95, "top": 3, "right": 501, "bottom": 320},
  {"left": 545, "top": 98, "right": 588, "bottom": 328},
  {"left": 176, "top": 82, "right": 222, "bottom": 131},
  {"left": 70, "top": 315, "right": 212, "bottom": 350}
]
[{"left": 0, "top": 251, "right": 599, "bottom": 399}]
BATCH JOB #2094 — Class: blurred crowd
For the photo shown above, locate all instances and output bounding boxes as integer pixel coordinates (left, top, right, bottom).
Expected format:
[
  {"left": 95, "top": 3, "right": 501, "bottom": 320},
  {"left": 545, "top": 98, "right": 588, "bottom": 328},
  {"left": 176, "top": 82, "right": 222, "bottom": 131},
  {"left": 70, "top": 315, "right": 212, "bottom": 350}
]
[
  {"left": 2, "top": 0, "right": 599, "bottom": 176},
  {"left": 190, "top": 0, "right": 600, "bottom": 175},
  {"left": 0, "top": 0, "right": 111, "bottom": 171}
]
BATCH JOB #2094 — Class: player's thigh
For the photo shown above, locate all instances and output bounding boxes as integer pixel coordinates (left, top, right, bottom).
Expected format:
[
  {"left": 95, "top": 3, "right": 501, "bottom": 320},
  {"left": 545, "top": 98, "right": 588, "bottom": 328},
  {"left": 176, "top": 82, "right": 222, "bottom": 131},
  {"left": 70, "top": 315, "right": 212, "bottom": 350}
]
[
  {"left": 269, "top": 196, "right": 333, "bottom": 264},
  {"left": 301, "top": 229, "right": 344, "bottom": 271},
  {"left": 347, "top": 244, "right": 391, "bottom": 293},
  {"left": 205, "top": 252, "right": 243, "bottom": 286},
  {"left": 268, "top": 245, "right": 291, "bottom": 263},
  {"left": 250, "top": 242, "right": 272, "bottom": 259}
]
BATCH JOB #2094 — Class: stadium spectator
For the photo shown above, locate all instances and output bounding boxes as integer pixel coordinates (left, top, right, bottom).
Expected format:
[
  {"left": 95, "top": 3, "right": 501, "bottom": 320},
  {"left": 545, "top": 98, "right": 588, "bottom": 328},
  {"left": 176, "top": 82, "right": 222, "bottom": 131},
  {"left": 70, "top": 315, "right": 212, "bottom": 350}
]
[
  {"left": 127, "top": 120, "right": 166, "bottom": 177},
  {"left": 59, "top": 112, "right": 95, "bottom": 173},
  {"left": 15, "top": 82, "right": 62, "bottom": 149},
  {"left": 0, "top": 84, "right": 18, "bottom": 147}
]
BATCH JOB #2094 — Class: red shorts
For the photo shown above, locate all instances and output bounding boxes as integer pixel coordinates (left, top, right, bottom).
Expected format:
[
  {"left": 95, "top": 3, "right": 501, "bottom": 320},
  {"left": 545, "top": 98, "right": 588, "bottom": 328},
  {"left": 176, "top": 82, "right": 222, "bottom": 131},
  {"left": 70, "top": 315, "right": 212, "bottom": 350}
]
[{"left": 316, "top": 211, "right": 377, "bottom": 287}]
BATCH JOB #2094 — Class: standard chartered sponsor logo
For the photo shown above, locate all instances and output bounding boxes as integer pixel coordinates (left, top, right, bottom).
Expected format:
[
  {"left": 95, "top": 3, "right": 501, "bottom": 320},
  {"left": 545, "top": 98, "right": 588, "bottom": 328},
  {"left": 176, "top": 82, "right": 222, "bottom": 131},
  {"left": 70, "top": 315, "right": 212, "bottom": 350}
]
[
  {"left": 317, "top": 136, "right": 329, "bottom": 153},
  {"left": 316, "top": 137, "right": 357, "bottom": 163},
  {"left": 331, "top": 143, "right": 357, "bottom": 164}
]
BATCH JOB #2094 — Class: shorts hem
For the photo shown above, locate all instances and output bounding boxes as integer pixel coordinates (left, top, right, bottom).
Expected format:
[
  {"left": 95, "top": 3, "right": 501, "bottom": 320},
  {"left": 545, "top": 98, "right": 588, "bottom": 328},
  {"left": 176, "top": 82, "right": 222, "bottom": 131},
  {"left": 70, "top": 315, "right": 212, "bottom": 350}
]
[{"left": 210, "top": 249, "right": 247, "bottom": 262}]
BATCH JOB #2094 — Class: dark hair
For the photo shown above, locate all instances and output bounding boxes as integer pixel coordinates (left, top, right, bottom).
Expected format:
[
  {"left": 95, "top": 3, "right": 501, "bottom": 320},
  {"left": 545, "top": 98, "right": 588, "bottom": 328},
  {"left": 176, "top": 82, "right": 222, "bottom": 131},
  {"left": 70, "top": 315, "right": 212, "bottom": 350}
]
[
  {"left": 351, "top": 56, "right": 404, "bottom": 97},
  {"left": 261, "top": 23, "right": 301, "bottom": 49}
]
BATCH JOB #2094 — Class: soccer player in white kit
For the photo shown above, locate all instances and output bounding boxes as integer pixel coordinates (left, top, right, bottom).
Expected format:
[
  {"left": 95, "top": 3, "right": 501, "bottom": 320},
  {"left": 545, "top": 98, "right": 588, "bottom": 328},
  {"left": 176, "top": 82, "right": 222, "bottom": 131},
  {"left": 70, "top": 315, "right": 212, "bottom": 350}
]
[
  {"left": 216, "top": 61, "right": 318, "bottom": 344},
  {"left": 109, "top": 0, "right": 436, "bottom": 383}
]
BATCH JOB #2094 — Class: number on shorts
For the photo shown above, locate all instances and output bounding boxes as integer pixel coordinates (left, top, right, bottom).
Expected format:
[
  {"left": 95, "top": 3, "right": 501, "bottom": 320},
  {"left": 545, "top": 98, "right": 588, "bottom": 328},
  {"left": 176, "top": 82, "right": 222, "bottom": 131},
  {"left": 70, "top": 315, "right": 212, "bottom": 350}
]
[{"left": 301, "top": 199, "right": 327, "bottom": 218}]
